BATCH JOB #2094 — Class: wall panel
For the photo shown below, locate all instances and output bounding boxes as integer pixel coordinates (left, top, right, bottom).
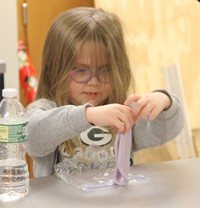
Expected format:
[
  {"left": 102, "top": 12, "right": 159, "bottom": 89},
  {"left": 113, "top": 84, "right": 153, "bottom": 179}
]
[{"left": 95, "top": 0, "right": 200, "bottom": 163}]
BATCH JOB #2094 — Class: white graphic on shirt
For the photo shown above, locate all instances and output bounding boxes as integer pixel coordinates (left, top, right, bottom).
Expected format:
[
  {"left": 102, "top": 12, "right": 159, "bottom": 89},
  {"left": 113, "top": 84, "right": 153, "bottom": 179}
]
[
  {"left": 80, "top": 126, "right": 112, "bottom": 146},
  {"left": 59, "top": 127, "right": 117, "bottom": 171}
]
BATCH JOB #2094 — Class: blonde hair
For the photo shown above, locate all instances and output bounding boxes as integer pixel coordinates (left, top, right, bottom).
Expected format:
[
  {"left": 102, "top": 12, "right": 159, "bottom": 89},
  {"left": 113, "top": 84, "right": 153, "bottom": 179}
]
[{"left": 37, "top": 7, "right": 134, "bottom": 106}]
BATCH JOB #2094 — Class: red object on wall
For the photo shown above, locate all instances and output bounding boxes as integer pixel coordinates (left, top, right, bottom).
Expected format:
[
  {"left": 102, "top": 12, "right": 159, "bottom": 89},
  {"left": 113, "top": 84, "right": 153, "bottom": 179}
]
[{"left": 17, "top": 41, "right": 37, "bottom": 104}]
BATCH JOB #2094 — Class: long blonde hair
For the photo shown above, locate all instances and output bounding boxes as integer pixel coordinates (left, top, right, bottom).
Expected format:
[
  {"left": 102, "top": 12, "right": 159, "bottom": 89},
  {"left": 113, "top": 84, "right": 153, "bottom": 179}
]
[{"left": 37, "top": 7, "right": 134, "bottom": 107}]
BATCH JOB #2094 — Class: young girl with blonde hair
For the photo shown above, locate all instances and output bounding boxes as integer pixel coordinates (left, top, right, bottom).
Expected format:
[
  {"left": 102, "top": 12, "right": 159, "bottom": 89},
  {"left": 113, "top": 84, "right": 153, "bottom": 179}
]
[{"left": 27, "top": 7, "right": 184, "bottom": 177}]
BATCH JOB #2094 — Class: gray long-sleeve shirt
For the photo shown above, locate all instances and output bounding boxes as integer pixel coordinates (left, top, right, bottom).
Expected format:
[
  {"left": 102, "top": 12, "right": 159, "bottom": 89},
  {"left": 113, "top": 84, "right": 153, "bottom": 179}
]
[{"left": 27, "top": 94, "right": 184, "bottom": 177}]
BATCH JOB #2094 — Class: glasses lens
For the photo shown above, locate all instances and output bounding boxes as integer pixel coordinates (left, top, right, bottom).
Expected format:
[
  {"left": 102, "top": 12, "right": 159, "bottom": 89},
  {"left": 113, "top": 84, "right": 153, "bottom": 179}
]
[
  {"left": 70, "top": 68, "right": 91, "bottom": 83},
  {"left": 97, "top": 68, "right": 110, "bottom": 83}
]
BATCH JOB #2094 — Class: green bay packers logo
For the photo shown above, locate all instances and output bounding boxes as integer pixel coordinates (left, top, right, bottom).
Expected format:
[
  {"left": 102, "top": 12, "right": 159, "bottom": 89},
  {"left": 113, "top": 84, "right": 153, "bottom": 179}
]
[{"left": 80, "top": 126, "right": 112, "bottom": 146}]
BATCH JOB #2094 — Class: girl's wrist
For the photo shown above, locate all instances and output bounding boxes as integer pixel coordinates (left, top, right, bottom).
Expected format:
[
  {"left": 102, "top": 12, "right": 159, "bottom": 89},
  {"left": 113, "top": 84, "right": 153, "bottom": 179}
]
[
  {"left": 85, "top": 106, "right": 94, "bottom": 125},
  {"left": 152, "top": 89, "right": 172, "bottom": 111},
  {"left": 163, "top": 95, "right": 172, "bottom": 110}
]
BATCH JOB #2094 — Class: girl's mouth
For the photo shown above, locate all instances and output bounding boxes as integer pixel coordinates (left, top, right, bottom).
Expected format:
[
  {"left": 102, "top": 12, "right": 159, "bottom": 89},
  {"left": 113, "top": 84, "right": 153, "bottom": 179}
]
[{"left": 84, "top": 92, "right": 99, "bottom": 99}]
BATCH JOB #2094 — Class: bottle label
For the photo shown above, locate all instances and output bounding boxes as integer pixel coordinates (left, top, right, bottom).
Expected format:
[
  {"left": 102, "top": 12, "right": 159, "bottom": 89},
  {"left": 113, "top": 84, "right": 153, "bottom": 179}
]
[{"left": 0, "top": 122, "right": 28, "bottom": 143}]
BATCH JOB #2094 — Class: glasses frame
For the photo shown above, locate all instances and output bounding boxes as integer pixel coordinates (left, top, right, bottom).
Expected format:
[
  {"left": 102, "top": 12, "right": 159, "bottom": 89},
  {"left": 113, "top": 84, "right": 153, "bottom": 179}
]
[{"left": 69, "top": 67, "right": 111, "bottom": 84}]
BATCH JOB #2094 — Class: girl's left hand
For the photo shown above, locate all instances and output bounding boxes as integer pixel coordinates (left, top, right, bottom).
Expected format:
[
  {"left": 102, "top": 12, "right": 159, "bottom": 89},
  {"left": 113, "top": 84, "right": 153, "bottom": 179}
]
[{"left": 124, "top": 92, "right": 172, "bottom": 121}]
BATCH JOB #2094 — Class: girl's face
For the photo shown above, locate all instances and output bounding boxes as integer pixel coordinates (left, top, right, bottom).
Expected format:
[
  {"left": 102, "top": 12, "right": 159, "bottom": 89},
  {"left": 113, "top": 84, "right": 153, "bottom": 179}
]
[{"left": 68, "top": 43, "right": 111, "bottom": 106}]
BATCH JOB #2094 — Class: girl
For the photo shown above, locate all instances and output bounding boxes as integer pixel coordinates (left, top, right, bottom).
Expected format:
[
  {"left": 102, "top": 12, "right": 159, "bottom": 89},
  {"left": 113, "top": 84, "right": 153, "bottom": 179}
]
[{"left": 27, "top": 7, "right": 184, "bottom": 177}]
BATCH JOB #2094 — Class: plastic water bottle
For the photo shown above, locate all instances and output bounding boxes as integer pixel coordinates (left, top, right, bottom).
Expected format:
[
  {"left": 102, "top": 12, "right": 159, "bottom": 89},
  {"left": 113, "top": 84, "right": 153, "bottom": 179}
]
[{"left": 0, "top": 88, "right": 29, "bottom": 201}]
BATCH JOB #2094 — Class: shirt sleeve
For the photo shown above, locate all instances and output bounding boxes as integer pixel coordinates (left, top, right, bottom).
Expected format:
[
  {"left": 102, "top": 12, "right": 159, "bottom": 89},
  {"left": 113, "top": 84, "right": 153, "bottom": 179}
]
[
  {"left": 26, "top": 99, "right": 93, "bottom": 157},
  {"left": 132, "top": 93, "right": 185, "bottom": 151}
]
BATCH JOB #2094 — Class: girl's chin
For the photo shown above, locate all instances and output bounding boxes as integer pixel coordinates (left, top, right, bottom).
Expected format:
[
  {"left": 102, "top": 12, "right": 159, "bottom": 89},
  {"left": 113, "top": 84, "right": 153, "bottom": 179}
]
[
  {"left": 79, "top": 99, "right": 101, "bottom": 106},
  {"left": 84, "top": 100, "right": 99, "bottom": 106}
]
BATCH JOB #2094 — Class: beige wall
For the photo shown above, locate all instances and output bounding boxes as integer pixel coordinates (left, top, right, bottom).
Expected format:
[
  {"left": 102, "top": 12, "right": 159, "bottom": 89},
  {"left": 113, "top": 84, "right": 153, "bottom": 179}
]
[
  {"left": 95, "top": 0, "right": 200, "bottom": 130},
  {"left": 0, "top": 0, "right": 18, "bottom": 91}
]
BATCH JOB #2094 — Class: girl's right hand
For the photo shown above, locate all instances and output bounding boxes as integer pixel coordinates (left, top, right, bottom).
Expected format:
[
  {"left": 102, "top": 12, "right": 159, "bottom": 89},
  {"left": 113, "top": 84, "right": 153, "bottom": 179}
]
[{"left": 85, "top": 104, "right": 136, "bottom": 133}]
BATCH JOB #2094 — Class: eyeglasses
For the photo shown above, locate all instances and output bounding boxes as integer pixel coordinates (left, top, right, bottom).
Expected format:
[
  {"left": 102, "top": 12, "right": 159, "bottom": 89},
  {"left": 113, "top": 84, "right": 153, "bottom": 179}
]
[{"left": 70, "top": 67, "right": 111, "bottom": 83}]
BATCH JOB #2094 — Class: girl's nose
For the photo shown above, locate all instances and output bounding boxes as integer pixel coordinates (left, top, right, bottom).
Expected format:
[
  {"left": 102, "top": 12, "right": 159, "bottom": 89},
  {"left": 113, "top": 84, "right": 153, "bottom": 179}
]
[{"left": 86, "top": 75, "right": 99, "bottom": 85}]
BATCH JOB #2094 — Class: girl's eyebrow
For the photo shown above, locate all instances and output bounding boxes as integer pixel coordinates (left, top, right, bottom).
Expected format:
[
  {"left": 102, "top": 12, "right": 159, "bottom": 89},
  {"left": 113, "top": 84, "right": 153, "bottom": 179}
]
[
  {"left": 75, "top": 63, "right": 90, "bottom": 68},
  {"left": 75, "top": 63, "right": 108, "bottom": 69}
]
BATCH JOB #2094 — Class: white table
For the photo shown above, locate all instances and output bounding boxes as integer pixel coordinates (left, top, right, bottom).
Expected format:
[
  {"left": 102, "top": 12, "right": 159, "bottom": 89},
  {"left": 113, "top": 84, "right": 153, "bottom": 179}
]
[{"left": 1, "top": 158, "right": 200, "bottom": 208}]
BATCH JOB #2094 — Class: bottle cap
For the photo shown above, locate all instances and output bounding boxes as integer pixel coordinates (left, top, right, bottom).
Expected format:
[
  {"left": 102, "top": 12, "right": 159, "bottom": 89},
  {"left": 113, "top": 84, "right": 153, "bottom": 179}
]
[{"left": 2, "top": 88, "right": 18, "bottom": 97}]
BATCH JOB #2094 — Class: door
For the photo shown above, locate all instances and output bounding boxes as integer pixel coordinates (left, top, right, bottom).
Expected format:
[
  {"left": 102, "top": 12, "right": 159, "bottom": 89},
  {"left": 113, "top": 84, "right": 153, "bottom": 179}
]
[
  {"left": 17, "top": 0, "right": 94, "bottom": 106},
  {"left": 17, "top": 0, "right": 94, "bottom": 177}
]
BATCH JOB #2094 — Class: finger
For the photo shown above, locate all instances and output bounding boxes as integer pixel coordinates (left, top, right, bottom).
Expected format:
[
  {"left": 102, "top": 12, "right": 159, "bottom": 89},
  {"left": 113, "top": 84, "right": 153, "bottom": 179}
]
[
  {"left": 139, "top": 103, "right": 153, "bottom": 119},
  {"left": 115, "top": 105, "right": 137, "bottom": 132},
  {"left": 118, "top": 106, "right": 134, "bottom": 122},
  {"left": 123, "top": 116, "right": 133, "bottom": 132},
  {"left": 135, "top": 96, "right": 149, "bottom": 109},
  {"left": 124, "top": 94, "right": 141, "bottom": 106},
  {"left": 121, "top": 113, "right": 135, "bottom": 132},
  {"left": 114, "top": 121, "right": 125, "bottom": 133}
]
